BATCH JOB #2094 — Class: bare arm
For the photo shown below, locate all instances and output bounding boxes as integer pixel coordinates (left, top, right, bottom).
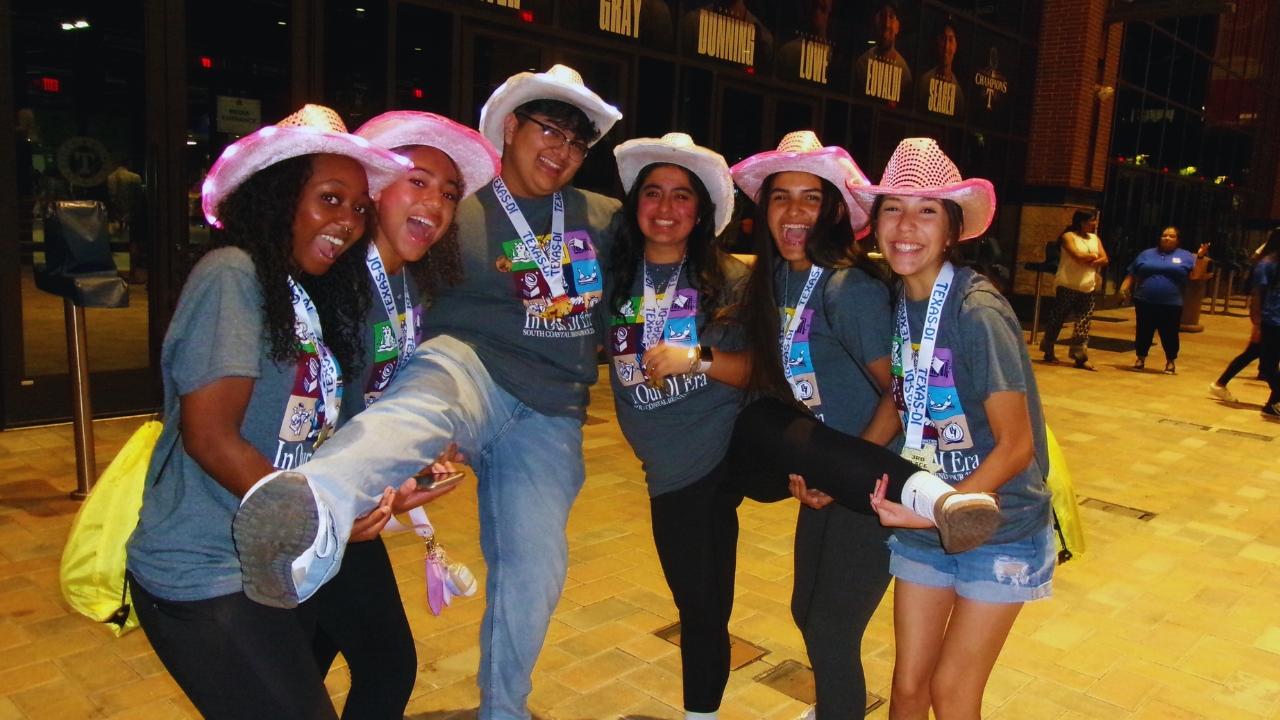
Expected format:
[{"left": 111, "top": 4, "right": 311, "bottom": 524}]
[
  {"left": 179, "top": 377, "right": 274, "bottom": 498},
  {"left": 1091, "top": 239, "right": 1109, "bottom": 269},
  {"left": 1190, "top": 244, "right": 1211, "bottom": 281},
  {"left": 1059, "top": 232, "right": 1098, "bottom": 264},
  {"left": 951, "top": 390, "right": 1035, "bottom": 494},
  {"left": 860, "top": 356, "right": 902, "bottom": 446},
  {"left": 638, "top": 344, "right": 750, "bottom": 388}
]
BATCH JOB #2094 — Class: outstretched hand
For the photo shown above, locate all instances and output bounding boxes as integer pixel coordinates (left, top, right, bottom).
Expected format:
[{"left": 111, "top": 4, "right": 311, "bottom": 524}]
[
  {"left": 789, "top": 474, "right": 834, "bottom": 510},
  {"left": 869, "top": 475, "right": 936, "bottom": 529},
  {"left": 348, "top": 443, "right": 467, "bottom": 542}
]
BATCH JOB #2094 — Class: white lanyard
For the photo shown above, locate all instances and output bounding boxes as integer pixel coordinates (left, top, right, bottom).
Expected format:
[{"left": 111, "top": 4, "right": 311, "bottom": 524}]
[
  {"left": 492, "top": 177, "right": 566, "bottom": 300},
  {"left": 780, "top": 265, "right": 824, "bottom": 396},
  {"left": 896, "top": 262, "right": 955, "bottom": 450},
  {"left": 641, "top": 258, "right": 686, "bottom": 350},
  {"left": 366, "top": 243, "right": 416, "bottom": 364},
  {"left": 288, "top": 277, "right": 342, "bottom": 432}
]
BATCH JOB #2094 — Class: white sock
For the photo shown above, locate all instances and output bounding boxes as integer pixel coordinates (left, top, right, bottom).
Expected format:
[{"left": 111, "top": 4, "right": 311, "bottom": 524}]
[
  {"left": 686, "top": 712, "right": 718, "bottom": 720},
  {"left": 900, "top": 470, "right": 954, "bottom": 523}
]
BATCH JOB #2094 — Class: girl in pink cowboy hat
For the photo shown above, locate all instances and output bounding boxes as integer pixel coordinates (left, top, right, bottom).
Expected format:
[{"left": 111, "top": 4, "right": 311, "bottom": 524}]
[
  {"left": 850, "top": 137, "right": 1054, "bottom": 720},
  {"left": 289, "top": 111, "right": 502, "bottom": 720},
  {"left": 729, "top": 131, "right": 1001, "bottom": 720},
  {"left": 124, "top": 104, "right": 455, "bottom": 720}
]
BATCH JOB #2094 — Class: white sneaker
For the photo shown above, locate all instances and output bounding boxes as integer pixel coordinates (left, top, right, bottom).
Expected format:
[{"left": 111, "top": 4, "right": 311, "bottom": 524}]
[
  {"left": 233, "top": 471, "right": 341, "bottom": 608},
  {"left": 793, "top": 706, "right": 816, "bottom": 720},
  {"left": 1208, "top": 383, "right": 1237, "bottom": 403}
]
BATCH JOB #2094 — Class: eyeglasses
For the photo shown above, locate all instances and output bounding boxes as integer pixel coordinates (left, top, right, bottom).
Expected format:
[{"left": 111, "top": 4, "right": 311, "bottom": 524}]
[{"left": 516, "top": 113, "right": 589, "bottom": 162}]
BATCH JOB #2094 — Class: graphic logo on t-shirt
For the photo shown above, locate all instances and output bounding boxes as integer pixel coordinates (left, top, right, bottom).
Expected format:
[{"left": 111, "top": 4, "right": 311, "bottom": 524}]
[
  {"left": 502, "top": 230, "right": 602, "bottom": 339},
  {"left": 363, "top": 305, "right": 422, "bottom": 408},
  {"left": 274, "top": 339, "right": 328, "bottom": 470},
  {"left": 891, "top": 342, "right": 978, "bottom": 481},
  {"left": 610, "top": 287, "right": 706, "bottom": 410}
]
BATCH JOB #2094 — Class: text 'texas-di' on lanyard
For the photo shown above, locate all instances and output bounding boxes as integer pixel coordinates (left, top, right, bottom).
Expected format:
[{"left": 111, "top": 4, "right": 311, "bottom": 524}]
[{"left": 896, "top": 261, "right": 955, "bottom": 452}]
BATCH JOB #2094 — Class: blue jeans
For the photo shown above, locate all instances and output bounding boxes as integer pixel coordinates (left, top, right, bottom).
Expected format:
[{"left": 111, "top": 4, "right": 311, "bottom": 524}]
[{"left": 297, "top": 335, "right": 586, "bottom": 719}]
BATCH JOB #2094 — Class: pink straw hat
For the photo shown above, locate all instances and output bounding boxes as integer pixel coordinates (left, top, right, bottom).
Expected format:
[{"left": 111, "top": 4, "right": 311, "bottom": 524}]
[
  {"left": 354, "top": 111, "right": 501, "bottom": 200},
  {"left": 201, "top": 104, "right": 413, "bottom": 228},
  {"left": 729, "top": 131, "right": 872, "bottom": 234},
  {"left": 849, "top": 137, "right": 996, "bottom": 241}
]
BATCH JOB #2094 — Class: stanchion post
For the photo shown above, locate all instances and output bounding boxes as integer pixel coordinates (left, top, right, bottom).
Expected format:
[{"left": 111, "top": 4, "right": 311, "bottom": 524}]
[
  {"left": 1030, "top": 272, "right": 1044, "bottom": 345},
  {"left": 1210, "top": 269, "right": 1221, "bottom": 315},
  {"left": 65, "top": 297, "right": 96, "bottom": 500}
]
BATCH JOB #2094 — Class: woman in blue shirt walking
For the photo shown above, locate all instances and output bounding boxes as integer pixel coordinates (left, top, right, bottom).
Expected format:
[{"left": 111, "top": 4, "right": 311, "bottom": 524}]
[{"left": 1119, "top": 226, "right": 1209, "bottom": 374}]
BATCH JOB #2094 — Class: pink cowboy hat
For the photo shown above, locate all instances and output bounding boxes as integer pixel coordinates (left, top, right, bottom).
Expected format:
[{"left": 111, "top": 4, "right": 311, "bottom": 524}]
[
  {"left": 729, "top": 131, "right": 872, "bottom": 234},
  {"left": 849, "top": 137, "right": 996, "bottom": 241},
  {"left": 201, "top": 104, "right": 413, "bottom": 228},
  {"left": 354, "top": 111, "right": 502, "bottom": 200}
]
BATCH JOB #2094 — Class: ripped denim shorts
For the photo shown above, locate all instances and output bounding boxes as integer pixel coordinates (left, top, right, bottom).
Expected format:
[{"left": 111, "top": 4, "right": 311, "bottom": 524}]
[{"left": 887, "top": 522, "right": 1055, "bottom": 603}]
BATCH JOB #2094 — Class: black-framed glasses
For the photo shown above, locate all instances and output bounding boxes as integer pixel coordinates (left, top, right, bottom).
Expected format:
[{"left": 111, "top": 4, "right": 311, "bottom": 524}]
[{"left": 516, "top": 113, "right": 590, "bottom": 162}]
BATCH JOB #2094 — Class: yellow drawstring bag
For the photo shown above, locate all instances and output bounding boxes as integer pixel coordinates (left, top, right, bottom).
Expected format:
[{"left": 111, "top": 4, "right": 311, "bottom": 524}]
[
  {"left": 1045, "top": 424, "right": 1086, "bottom": 562},
  {"left": 60, "top": 420, "right": 165, "bottom": 636}
]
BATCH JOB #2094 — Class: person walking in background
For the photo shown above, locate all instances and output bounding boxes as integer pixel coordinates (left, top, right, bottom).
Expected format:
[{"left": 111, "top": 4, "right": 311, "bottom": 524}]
[
  {"left": 1232, "top": 230, "right": 1280, "bottom": 416},
  {"left": 1209, "top": 229, "right": 1280, "bottom": 403},
  {"left": 1039, "top": 209, "right": 1106, "bottom": 370},
  {"left": 1119, "top": 226, "right": 1209, "bottom": 374}
]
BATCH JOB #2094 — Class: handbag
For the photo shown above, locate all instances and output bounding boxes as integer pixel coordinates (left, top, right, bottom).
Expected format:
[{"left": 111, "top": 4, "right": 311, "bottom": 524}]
[
  {"left": 59, "top": 420, "right": 174, "bottom": 636},
  {"left": 1044, "top": 424, "right": 1086, "bottom": 563}
]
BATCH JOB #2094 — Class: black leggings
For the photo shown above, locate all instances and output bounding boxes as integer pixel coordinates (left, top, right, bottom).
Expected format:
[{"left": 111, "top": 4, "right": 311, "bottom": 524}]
[
  {"left": 1260, "top": 324, "right": 1280, "bottom": 405},
  {"left": 648, "top": 397, "right": 919, "bottom": 712},
  {"left": 1134, "top": 300, "right": 1183, "bottom": 360},
  {"left": 129, "top": 573, "right": 337, "bottom": 720},
  {"left": 792, "top": 505, "right": 891, "bottom": 717},
  {"left": 301, "top": 537, "right": 417, "bottom": 720},
  {"left": 1218, "top": 341, "right": 1264, "bottom": 386}
]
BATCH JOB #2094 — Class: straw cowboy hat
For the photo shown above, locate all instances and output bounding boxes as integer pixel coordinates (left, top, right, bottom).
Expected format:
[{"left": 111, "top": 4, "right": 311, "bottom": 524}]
[
  {"left": 614, "top": 133, "right": 735, "bottom": 236},
  {"left": 729, "top": 131, "right": 872, "bottom": 233},
  {"left": 478, "top": 64, "right": 623, "bottom": 155},
  {"left": 354, "top": 111, "right": 502, "bottom": 200},
  {"left": 848, "top": 137, "right": 996, "bottom": 240},
  {"left": 202, "top": 104, "right": 412, "bottom": 228}
]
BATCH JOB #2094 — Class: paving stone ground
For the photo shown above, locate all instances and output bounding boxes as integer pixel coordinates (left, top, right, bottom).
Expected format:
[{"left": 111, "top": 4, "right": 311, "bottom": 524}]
[{"left": 3, "top": 301, "right": 1280, "bottom": 719}]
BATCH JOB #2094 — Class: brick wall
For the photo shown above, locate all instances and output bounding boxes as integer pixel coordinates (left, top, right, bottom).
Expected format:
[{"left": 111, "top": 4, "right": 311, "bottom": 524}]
[{"left": 1024, "top": 0, "right": 1119, "bottom": 191}]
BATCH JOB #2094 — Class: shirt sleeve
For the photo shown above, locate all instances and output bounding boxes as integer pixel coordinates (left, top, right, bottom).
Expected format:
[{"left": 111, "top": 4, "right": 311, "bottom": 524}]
[
  {"left": 166, "top": 251, "right": 266, "bottom": 396},
  {"left": 958, "top": 292, "right": 1029, "bottom": 403},
  {"left": 1254, "top": 261, "right": 1276, "bottom": 290},
  {"left": 701, "top": 256, "right": 750, "bottom": 352},
  {"left": 825, "top": 270, "right": 893, "bottom": 363}
]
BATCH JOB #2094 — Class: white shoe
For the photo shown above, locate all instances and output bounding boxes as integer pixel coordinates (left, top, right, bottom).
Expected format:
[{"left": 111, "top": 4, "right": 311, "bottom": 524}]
[
  {"left": 901, "top": 471, "right": 1003, "bottom": 554},
  {"left": 1208, "top": 383, "right": 1237, "bottom": 403},
  {"left": 793, "top": 706, "right": 816, "bottom": 720},
  {"left": 233, "top": 471, "right": 341, "bottom": 608}
]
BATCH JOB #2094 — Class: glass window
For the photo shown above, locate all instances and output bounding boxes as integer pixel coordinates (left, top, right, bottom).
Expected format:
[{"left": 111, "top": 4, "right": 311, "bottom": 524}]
[
  {"left": 676, "top": 66, "right": 713, "bottom": 145},
  {"left": 11, "top": 0, "right": 152, "bottom": 378},
  {"left": 1121, "top": 23, "right": 1151, "bottom": 88},
  {"left": 468, "top": 34, "right": 541, "bottom": 128},
  {"left": 823, "top": 99, "right": 849, "bottom": 149},
  {"left": 325, "top": 0, "right": 388, "bottom": 129},
  {"left": 773, "top": 99, "right": 814, "bottom": 146},
  {"left": 718, "top": 87, "right": 764, "bottom": 166},
  {"left": 396, "top": 4, "right": 454, "bottom": 114},
  {"left": 636, "top": 57, "right": 677, "bottom": 140}
]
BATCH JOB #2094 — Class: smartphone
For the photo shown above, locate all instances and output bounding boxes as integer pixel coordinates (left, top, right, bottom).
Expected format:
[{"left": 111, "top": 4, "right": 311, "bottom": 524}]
[{"left": 414, "top": 469, "right": 466, "bottom": 491}]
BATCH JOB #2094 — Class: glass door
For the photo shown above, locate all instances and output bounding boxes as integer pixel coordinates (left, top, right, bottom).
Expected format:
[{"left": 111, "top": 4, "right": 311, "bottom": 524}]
[{"left": 4, "top": 0, "right": 160, "bottom": 426}]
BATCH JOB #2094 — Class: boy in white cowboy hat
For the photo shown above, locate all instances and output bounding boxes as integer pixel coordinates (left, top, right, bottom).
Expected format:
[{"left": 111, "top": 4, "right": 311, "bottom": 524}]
[
  {"left": 231, "top": 66, "right": 623, "bottom": 720},
  {"left": 852, "top": 138, "right": 1053, "bottom": 720}
]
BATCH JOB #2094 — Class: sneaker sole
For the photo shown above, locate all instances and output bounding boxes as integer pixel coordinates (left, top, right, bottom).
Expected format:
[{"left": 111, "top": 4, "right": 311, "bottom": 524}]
[
  {"left": 935, "top": 497, "right": 1003, "bottom": 554},
  {"left": 232, "top": 472, "right": 318, "bottom": 609}
]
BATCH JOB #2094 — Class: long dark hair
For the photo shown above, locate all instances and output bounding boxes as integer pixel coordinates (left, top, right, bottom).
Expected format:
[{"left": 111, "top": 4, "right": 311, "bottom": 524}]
[
  {"left": 1065, "top": 209, "right": 1097, "bottom": 236},
  {"left": 741, "top": 174, "right": 886, "bottom": 399},
  {"left": 214, "top": 154, "right": 372, "bottom": 376},
  {"left": 605, "top": 163, "right": 730, "bottom": 321}
]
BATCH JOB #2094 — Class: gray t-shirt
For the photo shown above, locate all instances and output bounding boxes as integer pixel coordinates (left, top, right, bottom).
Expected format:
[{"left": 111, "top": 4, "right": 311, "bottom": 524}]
[
  {"left": 777, "top": 262, "right": 894, "bottom": 440},
  {"left": 127, "top": 247, "right": 333, "bottom": 601},
  {"left": 340, "top": 266, "right": 423, "bottom": 422},
  {"left": 424, "top": 183, "right": 621, "bottom": 421},
  {"left": 891, "top": 266, "right": 1052, "bottom": 549},
  {"left": 608, "top": 256, "right": 748, "bottom": 496}
]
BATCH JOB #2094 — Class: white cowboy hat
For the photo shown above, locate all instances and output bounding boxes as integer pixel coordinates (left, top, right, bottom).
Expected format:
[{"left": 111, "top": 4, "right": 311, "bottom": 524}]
[
  {"left": 848, "top": 137, "right": 996, "bottom": 240},
  {"left": 614, "top": 133, "right": 735, "bottom": 236},
  {"left": 729, "top": 131, "right": 872, "bottom": 234},
  {"left": 478, "top": 64, "right": 623, "bottom": 155},
  {"left": 354, "top": 111, "right": 501, "bottom": 200},
  {"left": 202, "top": 104, "right": 413, "bottom": 228}
]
